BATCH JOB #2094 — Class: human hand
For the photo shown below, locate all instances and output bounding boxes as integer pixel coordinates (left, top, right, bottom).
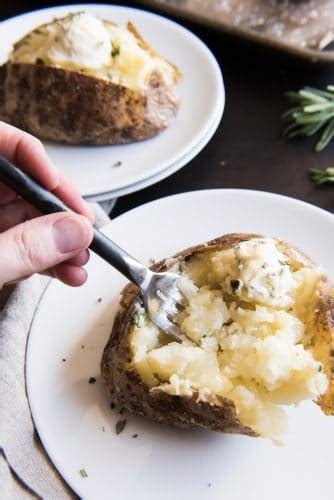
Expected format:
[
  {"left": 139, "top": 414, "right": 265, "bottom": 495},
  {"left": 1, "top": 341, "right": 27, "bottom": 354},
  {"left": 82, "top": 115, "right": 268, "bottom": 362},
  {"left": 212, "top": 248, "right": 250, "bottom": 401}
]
[{"left": 0, "top": 122, "right": 94, "bottom": 288}]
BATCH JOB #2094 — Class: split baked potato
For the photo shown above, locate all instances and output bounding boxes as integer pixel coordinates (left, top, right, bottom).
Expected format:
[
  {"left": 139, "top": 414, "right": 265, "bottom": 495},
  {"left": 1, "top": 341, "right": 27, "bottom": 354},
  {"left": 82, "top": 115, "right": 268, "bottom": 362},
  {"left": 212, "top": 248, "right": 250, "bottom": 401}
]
[
  {"left": 0, "top": 12, "right": 181, "bottom": 145},
  {"left": 101, "top": 234, "right": 334, "bottom": 442}
]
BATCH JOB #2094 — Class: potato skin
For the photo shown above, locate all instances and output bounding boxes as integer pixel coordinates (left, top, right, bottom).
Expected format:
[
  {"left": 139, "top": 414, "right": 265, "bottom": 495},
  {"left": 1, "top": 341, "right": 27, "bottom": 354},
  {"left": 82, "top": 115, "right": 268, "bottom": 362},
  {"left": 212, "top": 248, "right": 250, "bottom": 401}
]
[
  {"left": 101, "top": 233, "right": 334, "bottom": 435},
  {"left": 0, "top": 62, "right": 179, "bottom": 145},
  {"left": 310, "top": 281, "right": 334, "bottom": 415}
]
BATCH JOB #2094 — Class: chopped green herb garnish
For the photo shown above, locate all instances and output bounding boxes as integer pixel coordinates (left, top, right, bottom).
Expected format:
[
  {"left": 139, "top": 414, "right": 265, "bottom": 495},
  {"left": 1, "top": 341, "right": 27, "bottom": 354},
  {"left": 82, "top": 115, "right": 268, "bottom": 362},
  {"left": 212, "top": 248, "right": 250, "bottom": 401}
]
[
  {"left": 318, "top": 365, "right": 322, "bottom": 372},
  {"left": 102, "top": 426, "right": 105, "bottom": 432},
  {"left": 262, "top": 263, "right": 268, "bottom": 269},
  {"left": 116, "top": 419, "right": 127, "bottom": 435},
  {"left": 224, "top": 319, "right": 233, "bottom": 327},
  {"left": 112, "top": 160, "right": 122, "bottom": 168},
  {"left": 89, "top": 377, "right": 96, "bottom": 384},
  {"left": 133, "top": 312, "right": 144, "bottom": 328},
  {"left": 230, "top": 279, "right": 240, "bottom": 292},
  {"left": 278, "top": 260, "right": 289, "bottom": 266},
  {"left": 111, "top": 43, "right": 120, "bottom": 57},
  {"left": 79, "top": 469, "right": 88, "bottom": 478},
  {"left": 68, "top": 11, "right": 84, "bottom": 20},
  {"left": 132, "top": 434, "right": 138, "bottom": 438}
]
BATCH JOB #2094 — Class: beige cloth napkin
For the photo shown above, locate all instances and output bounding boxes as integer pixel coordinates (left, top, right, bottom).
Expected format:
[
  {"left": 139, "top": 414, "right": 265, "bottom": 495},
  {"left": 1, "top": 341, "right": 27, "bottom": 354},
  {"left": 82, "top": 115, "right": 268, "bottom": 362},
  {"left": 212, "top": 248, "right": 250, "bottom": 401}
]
[{"left": 0, "top": 204, "right": 110, "bottom": 499}]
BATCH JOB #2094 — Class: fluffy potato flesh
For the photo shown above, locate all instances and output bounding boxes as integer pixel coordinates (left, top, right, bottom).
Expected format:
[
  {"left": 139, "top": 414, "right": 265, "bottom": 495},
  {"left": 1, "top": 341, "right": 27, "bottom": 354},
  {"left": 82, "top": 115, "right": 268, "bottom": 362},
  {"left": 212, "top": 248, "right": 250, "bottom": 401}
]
[
  {"left": 130, "top": 238, "right": 330, "bottom": 441},
  {"left": 9, "top": 12, "right": 178, "bottom": 91}
]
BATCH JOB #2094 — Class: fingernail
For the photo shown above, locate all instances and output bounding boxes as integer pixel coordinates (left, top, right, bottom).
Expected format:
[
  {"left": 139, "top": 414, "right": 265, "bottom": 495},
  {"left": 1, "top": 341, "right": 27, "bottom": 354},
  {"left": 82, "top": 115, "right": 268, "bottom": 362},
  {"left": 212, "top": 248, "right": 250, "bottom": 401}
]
[{"left": 52, "top": 216, "right": 88, "bottom": 254}]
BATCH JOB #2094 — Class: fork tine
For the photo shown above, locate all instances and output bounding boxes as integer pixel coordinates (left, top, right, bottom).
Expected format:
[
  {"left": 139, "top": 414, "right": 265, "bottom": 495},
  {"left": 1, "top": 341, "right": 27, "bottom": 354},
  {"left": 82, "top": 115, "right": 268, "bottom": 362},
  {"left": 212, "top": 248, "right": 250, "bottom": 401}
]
[
  {"left": 154, "top": 312, "right": 183, "bottom": 341},
  {"left": 144, "top": 271, "right": 189, "bottom": 341},
  {"left": 156, "top": 287, "right": 187, "bottom": 310}
]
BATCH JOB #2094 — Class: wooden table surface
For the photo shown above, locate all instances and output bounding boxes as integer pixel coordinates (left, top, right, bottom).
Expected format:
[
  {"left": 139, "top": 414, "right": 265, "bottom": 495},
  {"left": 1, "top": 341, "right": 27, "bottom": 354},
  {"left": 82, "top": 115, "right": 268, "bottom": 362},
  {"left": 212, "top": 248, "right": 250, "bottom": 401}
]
[{"left": 2, "top": 1, "right": 334, "bottom": 219}]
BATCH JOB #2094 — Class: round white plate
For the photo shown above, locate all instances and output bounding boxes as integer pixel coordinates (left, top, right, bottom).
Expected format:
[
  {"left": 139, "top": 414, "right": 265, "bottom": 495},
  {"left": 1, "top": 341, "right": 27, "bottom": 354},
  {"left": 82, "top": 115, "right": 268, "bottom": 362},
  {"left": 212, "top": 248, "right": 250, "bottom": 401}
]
[
  {"left": 0, "top": 4, "right": 224, "bottom": 198},
  {"left": 85, "top": 98, "right": 223, "bottom": 202},
  {"left": 26, "top": 190, "right": 334, "bottom": 500}
]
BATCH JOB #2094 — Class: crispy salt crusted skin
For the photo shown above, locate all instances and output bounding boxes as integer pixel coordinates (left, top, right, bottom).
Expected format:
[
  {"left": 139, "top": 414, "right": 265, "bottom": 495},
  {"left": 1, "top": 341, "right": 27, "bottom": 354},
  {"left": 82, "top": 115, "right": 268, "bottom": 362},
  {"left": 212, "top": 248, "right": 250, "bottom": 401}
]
[
  {"left": 0, "top": 21, "right": 181, "bottom": 145},
  {"left": 101, "top": 233, "right": 334, "bottom": 436}
]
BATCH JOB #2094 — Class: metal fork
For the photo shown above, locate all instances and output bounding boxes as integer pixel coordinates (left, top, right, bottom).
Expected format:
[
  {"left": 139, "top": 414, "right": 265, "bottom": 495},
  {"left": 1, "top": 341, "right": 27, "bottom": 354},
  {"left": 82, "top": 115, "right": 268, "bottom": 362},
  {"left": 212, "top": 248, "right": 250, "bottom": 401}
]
[{"left": 0, "top": 155, "right": 187, "bottom": 341}]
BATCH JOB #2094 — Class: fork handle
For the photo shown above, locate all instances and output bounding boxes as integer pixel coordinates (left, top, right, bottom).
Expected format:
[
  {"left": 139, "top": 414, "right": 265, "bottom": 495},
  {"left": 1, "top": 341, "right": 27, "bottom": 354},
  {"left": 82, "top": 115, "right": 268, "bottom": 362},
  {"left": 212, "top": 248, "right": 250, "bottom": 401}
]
[{"left": 0, "top": 155, "right": 148, "bottom": 286}]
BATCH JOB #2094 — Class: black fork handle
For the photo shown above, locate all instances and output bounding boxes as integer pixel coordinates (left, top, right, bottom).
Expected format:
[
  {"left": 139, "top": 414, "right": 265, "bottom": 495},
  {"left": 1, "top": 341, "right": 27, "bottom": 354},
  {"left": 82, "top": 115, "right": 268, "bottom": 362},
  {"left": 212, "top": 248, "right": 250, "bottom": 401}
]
[{"left": 0, "top": 154, "right": 146, "bottom": 284}]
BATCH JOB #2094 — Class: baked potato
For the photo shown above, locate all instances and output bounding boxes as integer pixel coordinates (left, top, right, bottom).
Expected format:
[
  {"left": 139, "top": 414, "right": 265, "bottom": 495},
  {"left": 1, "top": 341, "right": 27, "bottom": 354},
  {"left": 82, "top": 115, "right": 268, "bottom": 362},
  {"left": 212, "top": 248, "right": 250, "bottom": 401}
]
[
  {"left": 0, "top": 12, "right": 181, "bottom": 145},
  {"left": 101, "top": 234, "right": 334, "bottom": 442}
]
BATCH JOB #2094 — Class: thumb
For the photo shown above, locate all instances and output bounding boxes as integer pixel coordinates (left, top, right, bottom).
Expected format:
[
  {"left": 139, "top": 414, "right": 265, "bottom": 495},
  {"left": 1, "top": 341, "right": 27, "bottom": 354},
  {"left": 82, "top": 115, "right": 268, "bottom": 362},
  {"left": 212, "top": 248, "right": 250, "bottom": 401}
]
[{"left": 0, "top": 212, "right": 93, "bottom": 287}]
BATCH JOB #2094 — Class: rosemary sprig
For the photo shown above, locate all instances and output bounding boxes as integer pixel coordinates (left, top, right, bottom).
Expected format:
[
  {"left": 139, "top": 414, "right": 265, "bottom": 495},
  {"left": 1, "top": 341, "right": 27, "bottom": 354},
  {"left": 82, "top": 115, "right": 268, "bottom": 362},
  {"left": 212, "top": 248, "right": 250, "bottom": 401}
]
[
  {"left": 309, "top": 167, "right": 334, "bottom": 185},
  {"left": 282, "top": 85, "right": 334, "bottom": 152}
]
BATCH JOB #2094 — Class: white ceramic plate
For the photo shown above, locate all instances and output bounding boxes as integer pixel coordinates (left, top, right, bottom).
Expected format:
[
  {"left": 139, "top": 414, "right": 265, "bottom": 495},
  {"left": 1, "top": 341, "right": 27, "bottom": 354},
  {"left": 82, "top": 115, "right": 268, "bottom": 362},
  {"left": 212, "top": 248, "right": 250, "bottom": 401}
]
[
  {"left": 85, "top": 99, "right": 223, "bottom": 202},
  {"left": 0, "top": 4, "right": 224, "bottom": 198},
  {"left": 26, "top": 189, "right": 334, "bottom": 500}
]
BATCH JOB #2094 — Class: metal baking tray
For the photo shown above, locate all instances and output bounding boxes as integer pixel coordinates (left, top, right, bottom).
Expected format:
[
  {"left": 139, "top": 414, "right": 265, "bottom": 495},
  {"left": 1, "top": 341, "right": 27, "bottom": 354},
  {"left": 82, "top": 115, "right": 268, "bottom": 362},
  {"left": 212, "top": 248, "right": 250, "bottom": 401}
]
[{"left": 139, "top": 0, "right": 334, "bottom": 63}]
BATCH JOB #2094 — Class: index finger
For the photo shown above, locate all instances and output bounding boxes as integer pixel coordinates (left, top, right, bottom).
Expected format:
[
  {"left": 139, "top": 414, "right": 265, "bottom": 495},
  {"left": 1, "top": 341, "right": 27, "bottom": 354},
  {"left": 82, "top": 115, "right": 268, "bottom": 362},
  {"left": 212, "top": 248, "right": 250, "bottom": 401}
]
[
  {"left": 0, "top": 121, "right": 59, "bottom": 190},
  {"left": 0, "top": 122, "right": 94, "bottom": 221}
]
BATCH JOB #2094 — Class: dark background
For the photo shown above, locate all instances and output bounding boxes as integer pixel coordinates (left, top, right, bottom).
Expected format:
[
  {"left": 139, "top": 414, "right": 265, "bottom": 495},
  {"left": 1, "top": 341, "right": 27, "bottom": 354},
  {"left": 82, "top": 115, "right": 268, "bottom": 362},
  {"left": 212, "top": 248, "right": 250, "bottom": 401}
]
[{"left": 1, "top": 1, "right": 334, "bottom": 217}]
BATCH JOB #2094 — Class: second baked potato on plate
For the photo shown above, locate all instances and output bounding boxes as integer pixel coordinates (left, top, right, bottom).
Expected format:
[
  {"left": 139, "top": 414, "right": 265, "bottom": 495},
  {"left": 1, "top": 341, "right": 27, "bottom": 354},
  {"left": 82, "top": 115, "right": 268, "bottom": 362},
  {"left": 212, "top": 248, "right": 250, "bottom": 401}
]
[
  {"left": 0, "top": 12, "right": 181, "bottom": 145},
  {"left": 0, "top": 5, "right": 224, "bottom": 198}
]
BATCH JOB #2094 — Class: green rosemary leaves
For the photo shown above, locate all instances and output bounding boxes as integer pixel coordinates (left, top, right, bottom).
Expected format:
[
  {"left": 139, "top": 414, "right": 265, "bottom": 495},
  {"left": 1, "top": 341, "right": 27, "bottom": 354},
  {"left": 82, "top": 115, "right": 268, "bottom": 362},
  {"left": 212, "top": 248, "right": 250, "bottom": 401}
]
[{"left": 282, "top": 85, "right": 334, "bottom": 152}]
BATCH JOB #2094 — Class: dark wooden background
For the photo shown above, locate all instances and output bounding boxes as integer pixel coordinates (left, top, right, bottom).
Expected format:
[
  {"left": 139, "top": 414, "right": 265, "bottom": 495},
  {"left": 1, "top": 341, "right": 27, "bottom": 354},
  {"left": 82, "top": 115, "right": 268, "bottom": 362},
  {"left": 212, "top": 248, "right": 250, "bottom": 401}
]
[{"left": 1, "top": 0, "right": 334, "bottom": 217}]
